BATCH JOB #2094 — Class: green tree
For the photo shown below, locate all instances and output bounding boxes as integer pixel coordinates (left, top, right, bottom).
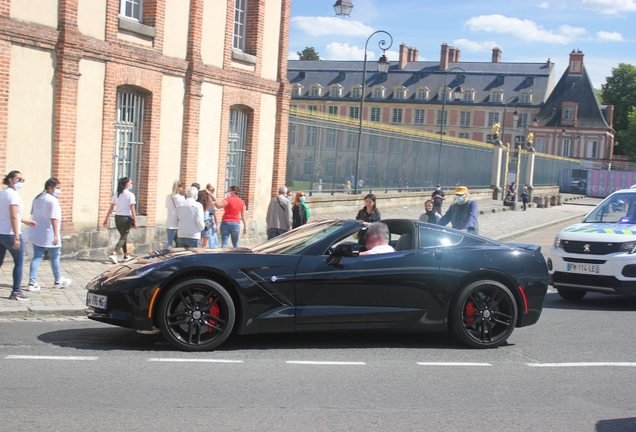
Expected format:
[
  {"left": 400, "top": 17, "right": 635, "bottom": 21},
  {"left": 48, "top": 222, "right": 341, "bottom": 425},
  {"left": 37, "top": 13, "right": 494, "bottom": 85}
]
[
  {"left": 601, "top": 63, "right": 636, "bottom": 133},
  {"left": 617, "top": 107, "right": 636, "bottom": 157},
  {"left": 297, "top": 47, "right": 320, "bottom": 61}
]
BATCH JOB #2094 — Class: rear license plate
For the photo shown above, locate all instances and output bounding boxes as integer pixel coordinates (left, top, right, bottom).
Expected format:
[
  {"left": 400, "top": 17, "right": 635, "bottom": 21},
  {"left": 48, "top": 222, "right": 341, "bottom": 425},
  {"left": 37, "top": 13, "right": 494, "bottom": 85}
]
[
  {"left": 567, "top": 263, "right": 600, "bottom": 274},
  {"left": 86, "top": 293, "right": 107, "bottom": 309}
]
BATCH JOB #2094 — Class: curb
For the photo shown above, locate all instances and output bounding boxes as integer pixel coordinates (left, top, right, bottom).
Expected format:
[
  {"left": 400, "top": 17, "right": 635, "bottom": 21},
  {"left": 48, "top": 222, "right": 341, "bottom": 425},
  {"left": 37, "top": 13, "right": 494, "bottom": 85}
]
[
  {"left": 494, "top": 213, "right": 586, "bottom": 242},
  {"left": 0, "top": 305, "right": 86, "bottom": 318}
]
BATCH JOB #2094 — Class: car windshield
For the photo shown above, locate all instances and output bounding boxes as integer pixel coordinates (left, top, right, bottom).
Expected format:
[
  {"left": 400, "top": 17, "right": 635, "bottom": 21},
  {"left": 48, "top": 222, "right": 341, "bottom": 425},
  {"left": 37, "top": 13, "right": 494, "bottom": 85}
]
[
  {"left": 251, "top": 220, "right": 346, "bottom": 255},
  {"left": 584, "top": 192, "right": 636, "bottom": 224}
]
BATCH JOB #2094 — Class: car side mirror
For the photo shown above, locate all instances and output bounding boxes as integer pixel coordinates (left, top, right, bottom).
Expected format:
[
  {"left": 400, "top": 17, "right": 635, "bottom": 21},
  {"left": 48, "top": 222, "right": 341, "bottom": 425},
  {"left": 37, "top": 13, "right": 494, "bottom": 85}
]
[{"left": 326, "top": 242, "right": 360, "bottom": 266}]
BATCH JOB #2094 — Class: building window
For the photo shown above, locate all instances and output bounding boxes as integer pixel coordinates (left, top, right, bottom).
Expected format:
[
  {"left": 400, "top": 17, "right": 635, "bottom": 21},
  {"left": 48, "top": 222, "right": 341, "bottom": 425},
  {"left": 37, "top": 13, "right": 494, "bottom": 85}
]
[
  {"left": 373, "top": 87, "right": 383, "bottom": 99},
  {"left": 330, "top": 86, "right": 341, "bottom": 98},
  {"left": 536, "top": 138, "right": 546, "bottom": 153},
  {"left": 325, "top": 129, "right": 337, "bottom": 148},
  {"left": 352, "top": 87, "right": 361, "bottom": 98},
  {"left": 395, "top": 88, "right": 405, "bottom": 99},
  {"left": 392, "top": 108, "right": 403, "bottom": 123},
  {"left": 486, "top": 134, "right": 494, "bottom": 142},
  {"left": 304, "top": 157, "right": 313, "bottom": 175},
  {"left": 414, "top": 109, "right": 424, "bottom": 124},
  {"left": 587, "top": 141, "right": 598, "bottom": 158},
  {"left": 347, "top": 132, "right": 357, "bottom": 149},
  {"left": 520, "top": 92, "right": 531, "bottom": 104},
  {"left": 370, "top": 107, "right": 381, "bottom": 122},
  {"left": 460, "top": 111, "right": 471, "bottom": 127},
  {"left": 349, "top": 107, "right": 359, "bottom": 119},
  {"left": 310, "top": 86, "right": 320, "bottom": 97},
  {"left": 292, "top": 86, "right": 301, "bottom": 97},
  {"left": 417, "top": 88, "right": 428, "bottom": 100},
  {"left": 463, "top": 91, "right": 474, "bottom": 102},
  {"left": 436, "top": 110, "right": 448, "bottom": 126},
  {"left": 459, "top": 132, "right": 470, "bottom": 139},
  {"left": 114, "top": 88, "right": 144, "bottom": 207},
  {"left": 439, "top": 88, "right": 451, "bottom": 102},
  {"left": 346, "top": 159, "right": 356, "bottom": 176},
  {"left": 516, "top": 113, "right": 528, "bottom": 128},
  {"left": 232, "top": 0, "right": 247, "bottom": 51},
  {"left": 226, "top": 107, "right": 248, "bottom": 192},
  {"left": 487, "top": 112, "right": 500, "bottom": 127},
  {"left": 307, "top": 105, "right": 317, "bottom": 112},
  {"left": 288, "top": 124, "right": 296, "bottom": 147},
  {"left": 491, "top": 90, "right": 502, "bottom": 103},
  {"left": 305, "top": 126, "right": 316, "bottom": 147},
  {"left": 564, "top": 106, "right": 575, "bottom": 121},
  {"left": 328, "top": 106, "right": 338, "bottom": 115},
  {"left": 562, "top": 139, "right": 571, "bottom": 157},
  {"left": 325, "top": 158, "right": 336, "bottom": 176},
  {"left": 120, "top": 0, "right": 143, "bottom": 21},
  {"left": 368, "top": 135, "right": 378, "bottom": 151},
  {"left": 514, "top": 135, "right": 525, "bottom": 149}
]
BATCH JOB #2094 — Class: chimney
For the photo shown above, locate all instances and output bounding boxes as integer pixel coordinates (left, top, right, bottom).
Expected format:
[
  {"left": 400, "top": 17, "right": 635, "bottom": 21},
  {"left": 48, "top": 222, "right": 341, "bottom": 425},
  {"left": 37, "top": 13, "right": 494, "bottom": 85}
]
[
  {"left": 604, "top": 105, "right": 614, "bottom": 128},
  {"left": 399, "top": 43, "right": 409, "bottom": 69},
  {"left": 568, "top": 49, "right": 584, "bottom": 76},
  {"left": 454, "top": 48, "right": 461, "bottom": 62},
  {"left": 440, "top": 43, "right": 449, "bottom": 70},
  {"left": 449, "top": 47, "right": 456, "bottom": 63},
  {"left": 546, "top": 58, "right": 552, "bottom": 67},
  {"left": 413, "top": 48, "right": 419, "bottom": 61},
  {"left": 492, "top": 47, "right": 502, "bottom": 63}
]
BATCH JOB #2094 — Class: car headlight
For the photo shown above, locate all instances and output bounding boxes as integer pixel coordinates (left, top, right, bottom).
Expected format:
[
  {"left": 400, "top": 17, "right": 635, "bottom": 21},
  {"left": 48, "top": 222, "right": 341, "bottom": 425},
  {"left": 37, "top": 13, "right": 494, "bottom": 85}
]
[
  {"left": 620, "top": 242, "right": 636, "bottom": 254},
  {"left": 118, "top": 263, "right": 161, "bottom": 280},
  {"left": 554, "top": 237, "right": 561, "bottom": 249}
]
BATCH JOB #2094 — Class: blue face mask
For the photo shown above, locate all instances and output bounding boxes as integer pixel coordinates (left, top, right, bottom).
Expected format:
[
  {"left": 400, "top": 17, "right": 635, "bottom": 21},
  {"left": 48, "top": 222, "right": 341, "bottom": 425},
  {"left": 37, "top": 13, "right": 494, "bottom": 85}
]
[
  {"left": 128, "top": 184, "right": 133, "bottom": 191},
  {"left": 299, "top": 196, "right": 306, "bottom": 202},
  {"left": 53, "top": 188, "right": 61, "bottom": 197},
  {"left": 14, "top": 182, "right": 23, "bottom": 191},
  {"left": 456, "top": 195, "right": 465, "bottom": 204}
]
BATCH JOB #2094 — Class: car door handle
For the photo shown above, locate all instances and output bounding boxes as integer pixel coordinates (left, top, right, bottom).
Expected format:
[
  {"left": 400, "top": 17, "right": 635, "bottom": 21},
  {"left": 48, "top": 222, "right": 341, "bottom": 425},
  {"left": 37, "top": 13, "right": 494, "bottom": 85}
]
[{"left": 434, "top": 250, "right": 443, "bottom": 260}]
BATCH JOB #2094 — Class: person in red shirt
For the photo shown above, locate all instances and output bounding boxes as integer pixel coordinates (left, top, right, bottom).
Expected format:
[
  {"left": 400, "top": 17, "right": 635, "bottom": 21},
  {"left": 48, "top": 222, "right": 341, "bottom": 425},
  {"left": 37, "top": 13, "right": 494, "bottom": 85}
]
[{"left": 216, "top": 185, "right": 247, "bottom": 248}]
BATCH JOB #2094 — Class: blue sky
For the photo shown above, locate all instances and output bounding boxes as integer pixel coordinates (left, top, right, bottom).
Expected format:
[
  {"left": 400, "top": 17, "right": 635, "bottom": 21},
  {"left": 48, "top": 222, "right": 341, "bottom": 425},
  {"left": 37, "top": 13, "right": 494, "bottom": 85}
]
[{"left": 289, "top": 0, "right": 636, "bottom": 88}]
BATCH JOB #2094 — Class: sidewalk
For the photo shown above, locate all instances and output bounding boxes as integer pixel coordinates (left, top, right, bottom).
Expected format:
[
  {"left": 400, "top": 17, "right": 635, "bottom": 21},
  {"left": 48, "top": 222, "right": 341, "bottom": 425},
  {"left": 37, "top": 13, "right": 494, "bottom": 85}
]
[{"left": 0, "top": 194, "right": 599, "bottom": 317}]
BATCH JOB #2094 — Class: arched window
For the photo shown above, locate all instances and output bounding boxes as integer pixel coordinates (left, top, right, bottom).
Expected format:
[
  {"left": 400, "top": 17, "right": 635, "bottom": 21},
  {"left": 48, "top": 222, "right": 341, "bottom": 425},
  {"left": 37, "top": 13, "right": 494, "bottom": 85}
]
[
  {"left": 462, "top": 89, "right": 474, "bottom": 102},
  {"left": 114, "top": 87, "right": 145, "bottom": 207},
  {"left": 395, "top": 88, "right": 405, "bottom": 100},
  {"left": 330, "top": 85, "right": 342, "bottom": 98},
  {"left": 351, "top": 86, "right": 361, "bottom": 98},
  {"left": 292, "top": 85, "right": 302, "bottom": 97},
  {"left": 226, "top": 107, "right": 249, "bottom": 191},
  {"left": 417, "top": 88, "right": 428, "bottom": 101},
  {"left": 373, "top": 86, "right": 384, "bottom": 99},
  {"left": 310, "top": 85, "right": 322, "bottom": 97},
  {"left": 438, "top": 87, "right": 451, "bottom": 102},
  {"left": 490, "top": 90, "right": 503, "bottom": 103},
  {"left": 520, "top": 91, "right": 532, "bottom": 104}
]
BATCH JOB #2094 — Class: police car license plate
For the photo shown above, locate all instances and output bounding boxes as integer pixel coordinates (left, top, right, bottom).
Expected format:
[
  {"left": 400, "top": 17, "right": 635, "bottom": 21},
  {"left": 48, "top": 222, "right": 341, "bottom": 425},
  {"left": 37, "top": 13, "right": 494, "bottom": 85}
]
[
  {"left": 567, "top": 263, "right": 600, "bottom": 274},
  {"left": 86, "top": 293, "right": 107, "bottom": 309}
]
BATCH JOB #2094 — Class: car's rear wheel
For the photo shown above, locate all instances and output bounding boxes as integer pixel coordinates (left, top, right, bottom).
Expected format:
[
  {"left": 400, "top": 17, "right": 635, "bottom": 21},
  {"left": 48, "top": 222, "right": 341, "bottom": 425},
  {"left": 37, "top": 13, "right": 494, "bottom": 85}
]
[
  {"left": 449, "top": 280, "right": 518, "bottom": 349},
  {"left": 557, "top": 288, "right": 587, "bottom": 301},
  {"left": 158, "top": 278, "right": 235, "bottom": 352}
]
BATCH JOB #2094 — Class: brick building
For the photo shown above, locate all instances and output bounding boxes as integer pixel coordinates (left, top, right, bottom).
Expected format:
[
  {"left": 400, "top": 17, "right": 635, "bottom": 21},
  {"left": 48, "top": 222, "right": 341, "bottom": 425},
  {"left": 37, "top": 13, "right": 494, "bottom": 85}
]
[{"left": 0, "top": 0, "right": 291, "bottom": 256}]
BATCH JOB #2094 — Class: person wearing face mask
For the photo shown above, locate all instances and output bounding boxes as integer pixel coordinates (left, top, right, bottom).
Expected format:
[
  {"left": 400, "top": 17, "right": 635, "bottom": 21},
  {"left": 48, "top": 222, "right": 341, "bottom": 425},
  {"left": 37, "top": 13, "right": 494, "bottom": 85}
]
[
  {"left": 266, "top": 186, "right": 292, "bottom": 239},
  {"left": 0, "top": 170, "right": 37, "bottom": 301},
  {"left": 431, "top": 184, "right": 445, "bottom": 215},
  {"left": 419, "top": 199, "right": 441, "bottom": 224},
  {"left": 27, "top": 178, "right": 71, "bottom": 291},
  {"left": 103, "top": 177, "right": 138, "bottom": 264},
  {"left": 292, "top": 191, "right": 310, "bottom": 229},
  {"left": 437, "top": 186, "right": 479, "bottom": 235}
]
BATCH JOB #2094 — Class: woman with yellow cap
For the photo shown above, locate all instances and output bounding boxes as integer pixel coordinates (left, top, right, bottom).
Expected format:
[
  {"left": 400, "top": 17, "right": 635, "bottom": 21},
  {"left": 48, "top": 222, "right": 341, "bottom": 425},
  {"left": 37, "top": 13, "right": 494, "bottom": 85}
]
[{"left": 437, "top": 186, "right": 479, "bottom": 234}]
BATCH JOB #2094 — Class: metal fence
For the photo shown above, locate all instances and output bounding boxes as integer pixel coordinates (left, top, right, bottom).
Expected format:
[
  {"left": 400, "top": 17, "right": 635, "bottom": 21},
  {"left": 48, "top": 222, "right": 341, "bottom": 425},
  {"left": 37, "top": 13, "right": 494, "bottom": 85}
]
[{"left": 534, "top": 153, "right": 581, "bottom": 186}]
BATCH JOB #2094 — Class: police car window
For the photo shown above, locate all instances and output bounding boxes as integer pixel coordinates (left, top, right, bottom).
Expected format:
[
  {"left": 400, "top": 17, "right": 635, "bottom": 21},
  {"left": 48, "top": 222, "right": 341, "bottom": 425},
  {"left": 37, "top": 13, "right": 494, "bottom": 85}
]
[
  {"left": 584, "top": 193, "right": 635, "bottom": 224},
  {"left": 419, "top": 228, "right": 463, "bottom": 248}
]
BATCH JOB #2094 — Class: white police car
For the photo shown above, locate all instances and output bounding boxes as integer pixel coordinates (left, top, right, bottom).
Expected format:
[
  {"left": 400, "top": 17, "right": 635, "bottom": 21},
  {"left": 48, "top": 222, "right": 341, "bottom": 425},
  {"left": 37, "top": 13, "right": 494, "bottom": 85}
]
[{"left": 549, "top": 188, "right": 636, "bottom": 300}]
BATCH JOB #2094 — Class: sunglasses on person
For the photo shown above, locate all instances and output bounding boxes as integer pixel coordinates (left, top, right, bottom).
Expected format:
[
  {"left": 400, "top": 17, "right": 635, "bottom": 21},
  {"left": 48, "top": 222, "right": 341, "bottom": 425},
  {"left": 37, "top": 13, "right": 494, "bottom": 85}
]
[{"left": 13, "top": 177, "right": 25, "bottom": 183}]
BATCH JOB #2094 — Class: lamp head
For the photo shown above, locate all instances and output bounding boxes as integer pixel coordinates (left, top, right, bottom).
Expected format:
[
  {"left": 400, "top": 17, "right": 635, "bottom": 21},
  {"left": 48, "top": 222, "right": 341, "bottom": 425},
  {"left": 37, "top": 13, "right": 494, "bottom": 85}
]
[
  {"left": 333, "top": 0, "right": 354, "bottom": 17},
  {"left": 377, "top": 53, "right": 390, "bottom": 73}
]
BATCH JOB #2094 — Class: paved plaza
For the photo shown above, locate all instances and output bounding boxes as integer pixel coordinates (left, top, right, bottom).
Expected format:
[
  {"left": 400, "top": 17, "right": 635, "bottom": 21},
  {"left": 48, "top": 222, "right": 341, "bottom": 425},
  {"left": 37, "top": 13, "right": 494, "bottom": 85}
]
[{"left": 0, "top": 194, "right": 598, "bottom": 317}]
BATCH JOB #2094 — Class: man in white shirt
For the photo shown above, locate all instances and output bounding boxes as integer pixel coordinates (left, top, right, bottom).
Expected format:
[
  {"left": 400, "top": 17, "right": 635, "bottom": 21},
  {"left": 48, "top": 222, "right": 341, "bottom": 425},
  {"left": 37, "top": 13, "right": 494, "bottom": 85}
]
[
  {"left": 176, "top": 187, "right": 204, "bottom": 248},
  {"left": 360, "top": 222, "right": 395, "bottom": 255}
]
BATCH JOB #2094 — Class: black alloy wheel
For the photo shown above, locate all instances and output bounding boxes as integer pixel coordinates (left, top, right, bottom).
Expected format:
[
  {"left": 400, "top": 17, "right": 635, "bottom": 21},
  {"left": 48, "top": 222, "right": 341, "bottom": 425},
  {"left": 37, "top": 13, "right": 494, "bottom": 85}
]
[
  {"left": 449, "top": 280, "right": 518, "bottom": 348},
  {"left": 557, "top": 288, "right": 587, "bottom": 301},
  {"left": 158, "top": 278, "right": 235, "bottom": 351}
]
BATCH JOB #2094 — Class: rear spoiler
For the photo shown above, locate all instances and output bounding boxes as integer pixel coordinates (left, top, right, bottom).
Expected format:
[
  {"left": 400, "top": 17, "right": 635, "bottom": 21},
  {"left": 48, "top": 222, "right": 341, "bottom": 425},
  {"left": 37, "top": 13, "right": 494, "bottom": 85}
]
[{"left": 506, "top": 243, "right": 541, "bottom": 252}]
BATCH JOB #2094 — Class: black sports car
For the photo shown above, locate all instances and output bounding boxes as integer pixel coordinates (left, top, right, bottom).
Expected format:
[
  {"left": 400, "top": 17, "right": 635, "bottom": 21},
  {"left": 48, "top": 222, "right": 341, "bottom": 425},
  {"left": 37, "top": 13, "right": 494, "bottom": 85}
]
[{"left": 85, "top": 219, "right": 548, "bottom": 350}]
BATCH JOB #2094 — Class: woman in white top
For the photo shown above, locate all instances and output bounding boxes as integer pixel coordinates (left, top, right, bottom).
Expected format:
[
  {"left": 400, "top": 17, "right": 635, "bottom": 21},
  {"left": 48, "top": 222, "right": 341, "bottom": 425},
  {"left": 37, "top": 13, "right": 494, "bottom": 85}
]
[
  {"left": 165, "top": 180, "right": 184, "bottom": 248},
  {"left": 27, "top": 178, "right": 72, "bottom": 291},
  {"left": 0, "top": 170, "right": 36, "bottom": 301},
  {"left": 102, "top": 177, "right": 137, "bottom": 264}
]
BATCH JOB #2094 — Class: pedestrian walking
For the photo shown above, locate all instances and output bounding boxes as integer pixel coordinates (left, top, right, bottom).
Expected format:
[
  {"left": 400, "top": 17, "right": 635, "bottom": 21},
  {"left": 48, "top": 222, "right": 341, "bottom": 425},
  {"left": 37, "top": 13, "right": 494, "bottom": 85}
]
[
  {"left": 292, "top": 190, "right": 310, "bottom": 229},
  {"left": 102, "top": 177, "right": 137, "bottom": 264},
  {"left": 521, "top": 186, "right": 529, "bottom": 211},
  {"left": 438, "top": 186, "right": 479, "bottom": 235},
  {"left": 356, "top": 193, "right": 381, "bottom": 223},
  {"left": 266, "top": 186, "right": 292, "bottom": 239},
  {"left": 27, "top": 177, "right": 71, "bottom": 291},
  {"left": 176, "top": 187, "right": 204, "bottom": 248},
  {"left": 216, "top": 185, "right": 247, "bottom": 248},
  {"left": 0, "top": 170, "right": 36, "bottom": 301},
  {"left": 419, "top": 199, "right": 441, "bottom": 224},
  {"left": 165, "top": 180, "right": 185, "bottom": 248},
  {"left": 205, "top": 184, "right": 219, "bottom": 248},
  {"left": 198, "top": 189, "right": 214, "bottom": 248},
  {"left": 431, "top": 184, "right": 446, "bottom": 215}
]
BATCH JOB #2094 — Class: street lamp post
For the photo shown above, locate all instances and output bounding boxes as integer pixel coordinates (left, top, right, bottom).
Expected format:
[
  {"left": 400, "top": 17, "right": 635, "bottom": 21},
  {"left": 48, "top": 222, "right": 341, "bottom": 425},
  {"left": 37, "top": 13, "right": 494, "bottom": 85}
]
[
  {"left": 435, "top": 66, "right": 466, "bottom": 185},
  {"left": 351, "top": 31, "right": 392, "bottom": 195},
  {"left": 333, "top": 0, "right": 353, "bottom": 16}
]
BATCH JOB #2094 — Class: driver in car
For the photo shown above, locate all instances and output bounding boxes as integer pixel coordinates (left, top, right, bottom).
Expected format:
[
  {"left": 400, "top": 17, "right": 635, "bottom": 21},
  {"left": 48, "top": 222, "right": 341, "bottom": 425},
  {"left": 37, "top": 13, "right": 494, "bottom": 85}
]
[{"left": 360, "top": 222, "right": 395, "bottom": 255}]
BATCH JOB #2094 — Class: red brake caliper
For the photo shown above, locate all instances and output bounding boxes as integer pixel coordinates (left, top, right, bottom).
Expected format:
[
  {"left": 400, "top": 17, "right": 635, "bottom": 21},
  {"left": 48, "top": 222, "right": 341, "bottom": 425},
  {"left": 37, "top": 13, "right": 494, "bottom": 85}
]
[
  {"left": 207, "top": 300, "right": 220, "bottom": 332},
  {"left": 465, "top": 301, "right": 476, "bottom": 324}
]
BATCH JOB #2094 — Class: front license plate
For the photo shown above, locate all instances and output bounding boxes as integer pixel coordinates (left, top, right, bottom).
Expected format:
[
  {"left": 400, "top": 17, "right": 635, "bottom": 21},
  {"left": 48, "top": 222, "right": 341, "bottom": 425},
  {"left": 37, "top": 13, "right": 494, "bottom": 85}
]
[
  {"left": 86, "top": 293, "right": 107, "bottom": 309},
  {"left": 567, "top": 263, "right": 600, "bottom": 274}
]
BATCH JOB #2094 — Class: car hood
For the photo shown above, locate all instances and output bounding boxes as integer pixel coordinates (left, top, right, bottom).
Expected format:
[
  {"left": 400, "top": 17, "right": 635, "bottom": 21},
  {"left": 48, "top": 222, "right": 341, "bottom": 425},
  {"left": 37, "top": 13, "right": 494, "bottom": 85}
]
[{"left": 557, "top": 223, "right": 636, "bottom": 242}]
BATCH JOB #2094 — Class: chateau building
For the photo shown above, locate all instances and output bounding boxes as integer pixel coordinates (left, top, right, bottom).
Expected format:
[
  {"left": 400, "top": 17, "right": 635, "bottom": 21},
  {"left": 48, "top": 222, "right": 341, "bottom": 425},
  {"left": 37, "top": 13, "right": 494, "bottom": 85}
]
[{"left": 0, "top": 0, "right": 291, "bottom": 255}]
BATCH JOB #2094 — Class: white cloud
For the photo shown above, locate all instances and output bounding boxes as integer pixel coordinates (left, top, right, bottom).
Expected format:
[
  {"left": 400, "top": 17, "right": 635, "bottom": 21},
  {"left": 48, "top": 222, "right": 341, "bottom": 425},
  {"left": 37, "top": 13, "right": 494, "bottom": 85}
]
[
  {"left": 323, "top": 42, "right": 376, "bottom": 61},
  {"left": 465, "top": 14, "right": 586, "bottom": 44},
  {"left": 385, "top": 50, "right": 400, "bottom": 62},
  {"left": 291, "top": 16, "right": 374, "bottom": 37},
  {"left": 453, "top": 38, "right": 498, "bottom": 52},
  {"left": 581, "top": 0, "right": 636, "bottom": 14},
  {"left": 538, "top": 1, "right": 550, "bottom": 8},
  {"left": 596, "top": 30, "right": 625, "bottom": 41},
  {"left": 288, "top": 50, "right": 297, "bottom": 60}
]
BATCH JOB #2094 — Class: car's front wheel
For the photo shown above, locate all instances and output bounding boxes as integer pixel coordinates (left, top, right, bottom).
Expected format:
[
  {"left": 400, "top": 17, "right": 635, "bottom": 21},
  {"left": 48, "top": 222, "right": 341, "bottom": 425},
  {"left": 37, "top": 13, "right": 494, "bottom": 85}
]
[
  {"left": 449, "top": 280, "right": 518, "bottom": 349},
  {"left": 557, "top": 288, "right": 587, "bottom": 301},
  {"left": 158, "top": 278, "right": 235, "bottom": 351}
]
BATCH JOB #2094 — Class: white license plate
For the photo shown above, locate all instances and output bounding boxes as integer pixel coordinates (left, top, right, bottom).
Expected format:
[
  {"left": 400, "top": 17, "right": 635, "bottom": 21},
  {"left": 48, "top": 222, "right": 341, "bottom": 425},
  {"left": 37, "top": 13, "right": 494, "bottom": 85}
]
[
  {"left": 567, "top": 263, "right": 600, "bottom": 274},
  {"left": 86, "top": 293, "right": 107, "bottom": 309}
]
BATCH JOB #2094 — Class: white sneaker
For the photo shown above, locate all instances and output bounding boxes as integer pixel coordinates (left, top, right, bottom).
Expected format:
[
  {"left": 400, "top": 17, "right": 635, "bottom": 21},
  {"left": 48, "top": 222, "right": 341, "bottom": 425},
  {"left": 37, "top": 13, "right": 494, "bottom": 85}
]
[
  {"left": 53, "top": 278, "right": 72, "bottom": 289},
  {"left": 108, "top": 254, "right": 118, "bottom": 264},
  {"left": 123, "top": 255, "right": 134, "bottom": 262},
  {"left": 27, "top": 282, "right": 41, "bottom": 292}
]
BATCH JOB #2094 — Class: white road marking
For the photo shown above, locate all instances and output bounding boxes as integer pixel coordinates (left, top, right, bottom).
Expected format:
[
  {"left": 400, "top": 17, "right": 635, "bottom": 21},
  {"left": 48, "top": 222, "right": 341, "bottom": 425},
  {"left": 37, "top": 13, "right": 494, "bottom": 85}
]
[
  {"left": 147, "top": 358, "right": 244, "bottom": 363},
  {"left": 5, "top": 355, "right": 98, "bottom": 361},
  {"left": 527, "top": 362, "right": 636, "bottom": 367},
  {"left": 416, "top": 362, "right": 492, "bottom": 367},
  {"left": 286, "top": 361, "right": 366, "bottom": 365}
]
